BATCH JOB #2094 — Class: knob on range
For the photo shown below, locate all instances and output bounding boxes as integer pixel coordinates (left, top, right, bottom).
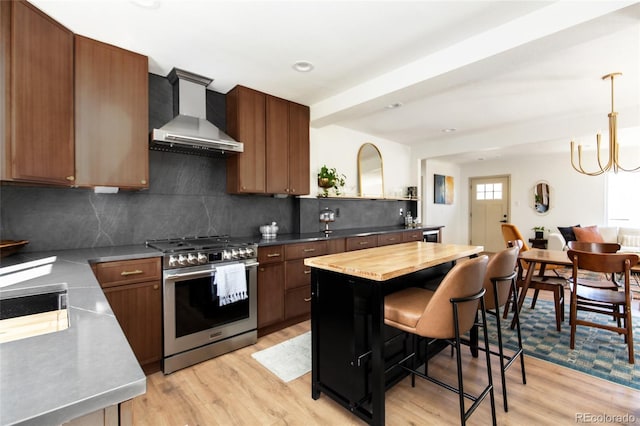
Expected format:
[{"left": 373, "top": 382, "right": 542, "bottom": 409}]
[{"left": 222, "top": 250, "right": 233, "bottom": 261}]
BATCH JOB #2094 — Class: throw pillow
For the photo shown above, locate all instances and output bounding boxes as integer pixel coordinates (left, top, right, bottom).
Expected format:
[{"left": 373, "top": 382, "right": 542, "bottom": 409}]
[
  {"left": 622, "top": 234, "right": 640, "bottom": 247},
  {"left": 573, "top": 225, "right": 604, "bottom": 243},
  {"left": 557, "top": 225, "right": 580, "bottom": 243}
]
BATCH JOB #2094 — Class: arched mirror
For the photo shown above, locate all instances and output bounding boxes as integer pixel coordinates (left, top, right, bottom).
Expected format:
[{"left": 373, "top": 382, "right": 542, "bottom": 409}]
[
  {"left": 533, "top": 181, "right": 551, "bottom": 215},
  {"left": 358, "top": 143, "right": 384, "bottom": 197}
]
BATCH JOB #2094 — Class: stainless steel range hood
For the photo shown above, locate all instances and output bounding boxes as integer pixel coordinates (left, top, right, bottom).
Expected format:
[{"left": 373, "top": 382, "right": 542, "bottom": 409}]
[{"left": 150, "top": 68, "right": 243, "bottom": 155}]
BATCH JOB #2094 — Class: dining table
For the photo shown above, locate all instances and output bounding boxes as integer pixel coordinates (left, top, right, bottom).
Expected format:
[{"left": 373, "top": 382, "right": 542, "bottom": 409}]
[{"left": 513, "top": 248, "right": 640, "bottom": 329}]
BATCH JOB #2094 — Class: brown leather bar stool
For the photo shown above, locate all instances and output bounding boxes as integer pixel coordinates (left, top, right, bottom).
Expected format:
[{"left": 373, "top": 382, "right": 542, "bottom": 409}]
[
  {"left": 480, "top": 246, "right": 526, "bottom": 412},
  {"left": 384, "top": 255, "right": 496, "bottom": 426}
]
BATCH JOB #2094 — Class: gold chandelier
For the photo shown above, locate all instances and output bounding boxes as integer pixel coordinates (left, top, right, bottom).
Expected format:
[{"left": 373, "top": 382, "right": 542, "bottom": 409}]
[{"left": 570, "top": 72, "right": 640, "bottom": 176}]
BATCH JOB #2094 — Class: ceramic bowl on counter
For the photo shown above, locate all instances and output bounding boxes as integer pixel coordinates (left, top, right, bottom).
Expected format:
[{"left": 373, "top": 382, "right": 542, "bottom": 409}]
[{"left": 260, "top": 222, "right": 279, "bottom": 239}]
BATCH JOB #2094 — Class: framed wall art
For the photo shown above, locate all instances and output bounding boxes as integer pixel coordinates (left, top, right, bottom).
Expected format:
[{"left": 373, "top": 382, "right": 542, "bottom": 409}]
[{"left": 434, "top": 174, "right": 454, "bottom": 205}]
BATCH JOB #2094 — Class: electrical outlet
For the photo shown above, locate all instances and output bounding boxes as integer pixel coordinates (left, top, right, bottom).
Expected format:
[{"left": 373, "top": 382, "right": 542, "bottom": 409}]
[
  {"left": 399, "top": 208, "right": 404, "bottom": 216},
  {"left": 335, "top": 208, "right": 340, "bottom": 217}
]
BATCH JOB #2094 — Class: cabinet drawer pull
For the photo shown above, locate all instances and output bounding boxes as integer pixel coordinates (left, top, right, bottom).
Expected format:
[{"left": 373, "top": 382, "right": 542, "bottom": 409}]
[
  {"left": 66, "top": 175, "right": 75, "bottom": 181},
  {"left": 303, "top": 248, "right": 316, "bottom": 252},
  {"left": 121, "top": 269, "right": 144, "bottom": 276},
  {"left": 153, "top": 284, "right": 159, "bottom": 290},
  {"left": 266, "top": 253, "right": 281, "bottom": 258},
  {"left": 359, "top": 241, "right": 370, "bottom": 245},
  {"left": 304, "top": 270, "right": 311, "bottom": 274},
  {"left": 388, "top": 238, "right": 396, "bottom": 241},
  {"left": 304, "top": 297, "right": 312, "bottom": 302}
]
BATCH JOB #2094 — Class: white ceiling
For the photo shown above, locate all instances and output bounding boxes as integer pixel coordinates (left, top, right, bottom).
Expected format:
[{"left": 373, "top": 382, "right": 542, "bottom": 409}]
[{"left": 31, "top": 0, "right": 640, "bottom": 164}]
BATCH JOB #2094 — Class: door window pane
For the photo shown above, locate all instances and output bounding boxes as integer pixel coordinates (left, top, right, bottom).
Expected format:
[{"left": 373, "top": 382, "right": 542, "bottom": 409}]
[{"left": 476, "top": 182, "right": 503, "bottom": 200}]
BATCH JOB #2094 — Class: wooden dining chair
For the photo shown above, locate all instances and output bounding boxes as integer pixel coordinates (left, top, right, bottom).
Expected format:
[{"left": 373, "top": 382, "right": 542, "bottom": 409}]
[
  {"left": 501, "top": 230, "right": 566, "bottom": 332},
  {"left": 566, "top": 250, "right": 639, "bottom": 364},
  {"left": 567, "top": 241, "right": 621, "bottom": 289}
]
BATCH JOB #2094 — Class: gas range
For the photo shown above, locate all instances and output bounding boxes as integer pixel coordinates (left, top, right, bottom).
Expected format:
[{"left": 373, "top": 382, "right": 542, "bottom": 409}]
[{"left": 146, "top": 235, "right": 257, "bottom": 269}]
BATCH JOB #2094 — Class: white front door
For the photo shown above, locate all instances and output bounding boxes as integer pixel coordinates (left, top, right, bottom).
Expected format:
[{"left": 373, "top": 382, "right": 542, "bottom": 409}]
[{"left": 469, "top": 176, "right": 510, "bottom": 253}]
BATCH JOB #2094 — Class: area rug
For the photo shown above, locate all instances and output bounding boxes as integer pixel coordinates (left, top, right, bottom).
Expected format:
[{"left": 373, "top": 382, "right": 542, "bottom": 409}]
[
  {"left": 489, "top": 297, "right": 640, "bottom": 390},
  {"left": 251, "top": 331, "right": 311, "bottom": 382}
]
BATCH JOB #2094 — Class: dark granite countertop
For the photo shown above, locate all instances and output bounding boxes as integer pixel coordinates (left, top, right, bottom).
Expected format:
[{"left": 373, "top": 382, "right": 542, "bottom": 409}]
[
  {"left": 256, "top": 225, "right": 443, "bottom": 246},
  {"left": 0, "top": 245, "right": 160, "bottom": 426}
]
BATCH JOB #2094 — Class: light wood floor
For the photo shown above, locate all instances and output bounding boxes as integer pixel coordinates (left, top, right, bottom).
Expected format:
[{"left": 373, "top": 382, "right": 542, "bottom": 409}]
[{"left": 133, "top": 298, "right": 640, "bottom": 425}]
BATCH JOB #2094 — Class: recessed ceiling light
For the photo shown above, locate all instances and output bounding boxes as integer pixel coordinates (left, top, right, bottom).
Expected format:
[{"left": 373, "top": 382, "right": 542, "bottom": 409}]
[
  {"left": 130, "top": 0, "right": 161, "bottom": 9},
  {"left": 292, "top": 61, "right": 314, "bottom": 72},
  {"left": 385, "top": 102, "right": 403, "bottom": 109},
  {"left": 441, "top": 128, "right": 457, "bottom": 133}
]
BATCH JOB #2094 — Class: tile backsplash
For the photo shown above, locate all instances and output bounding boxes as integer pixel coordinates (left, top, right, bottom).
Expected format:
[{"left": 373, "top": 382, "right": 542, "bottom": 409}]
[{"left": 0, "top": 73, "right": 411, "bottom": 252}]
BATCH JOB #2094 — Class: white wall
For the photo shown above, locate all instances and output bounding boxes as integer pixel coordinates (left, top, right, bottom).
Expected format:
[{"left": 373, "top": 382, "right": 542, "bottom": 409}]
[
  {"left": 422, "top": 159, "right": 463, "bottom": 244},
  {"left": 457, "top": 152, "right": 607, "bottom": 244},
  {"left": 308, "top": 125, "right": 414, "bottom": 198},
  {"left": 310, "top": 125, "right": 635, "bottom": 245}
]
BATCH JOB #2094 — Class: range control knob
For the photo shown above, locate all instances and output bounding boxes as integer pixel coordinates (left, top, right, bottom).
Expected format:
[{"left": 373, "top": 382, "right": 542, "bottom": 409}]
[
  {"left": 231, "top": 249, "right": 239, "bottom": 259},
  {"left": 238, "top": 248, "right": 247, "bottom": 258},
  {"left": 168, "top": 255, "right": 179, "bottom": 268},
  {"left": 222, "top": 250, "right": 232, "bottom": 261},
  {"left": 245, "top": 247, "right": 255, "bottom": 258},
  {"left": 178, "top": 254, "right": 188, "bottom": 266},
  {"left": 187, "top": 253, "right": 198, "bottom": 265},
  {"left": 198, "top": 252, "right": 208, "bottom": 264}
]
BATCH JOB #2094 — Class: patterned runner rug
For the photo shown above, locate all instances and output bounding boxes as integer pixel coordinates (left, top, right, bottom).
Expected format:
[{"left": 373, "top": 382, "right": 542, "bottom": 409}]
[{"left": 489, "top": 296, "right": 639, "bottom": 390}]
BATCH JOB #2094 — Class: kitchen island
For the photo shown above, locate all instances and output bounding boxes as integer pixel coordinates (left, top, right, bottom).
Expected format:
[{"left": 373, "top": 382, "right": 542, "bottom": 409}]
[
  {"left": 304, "top": 241, "right": 483, "bottom": 426},
  {"left": 0, "top": 246, "right": 159, "bottom": 426}
]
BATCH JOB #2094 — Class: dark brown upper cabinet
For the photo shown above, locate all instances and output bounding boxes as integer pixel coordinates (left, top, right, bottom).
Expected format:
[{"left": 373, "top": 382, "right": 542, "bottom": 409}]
[
  {"left": 226, "top": 85, "right": 267, "bottom": 194},
  {"left": 1, "top": 0, "right": 75, "bottom": 185},
  {"left": 74, "top": 35, "right": 149, "bottom": 189},
  {"left": 265, "top": 95, "right": 310, "bottom": 195},
  {"left": 227, "top": 85, "right": 310, "bottom": 196}
]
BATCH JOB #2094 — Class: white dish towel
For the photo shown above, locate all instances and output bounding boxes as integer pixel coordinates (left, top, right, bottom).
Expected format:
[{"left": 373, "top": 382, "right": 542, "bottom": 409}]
[{"left": 215, "top": 263, "right": 247, "bottom": 306}]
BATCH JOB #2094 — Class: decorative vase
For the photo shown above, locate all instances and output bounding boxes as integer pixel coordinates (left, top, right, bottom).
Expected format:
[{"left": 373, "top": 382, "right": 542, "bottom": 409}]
[{"left": 318, "top": 177, "right": 334, "bottom": 188}]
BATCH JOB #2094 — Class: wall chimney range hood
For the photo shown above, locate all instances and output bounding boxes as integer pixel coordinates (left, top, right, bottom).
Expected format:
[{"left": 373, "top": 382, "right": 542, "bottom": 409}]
[{"left": 150, "top": 68, "right": 243, "bottom": 156}]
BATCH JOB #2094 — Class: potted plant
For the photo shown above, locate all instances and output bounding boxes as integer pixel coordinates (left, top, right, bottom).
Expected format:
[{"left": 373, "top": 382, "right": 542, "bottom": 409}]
[
  {"left": 317, "top": 165, "right": 346, "bottom": 197},
  {"left": 532, "top": 226, "right": 548, "bottom": 239}
]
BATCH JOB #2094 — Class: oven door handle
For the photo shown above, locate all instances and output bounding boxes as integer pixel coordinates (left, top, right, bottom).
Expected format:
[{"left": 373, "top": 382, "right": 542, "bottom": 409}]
[{"left": 165, "top": 261, "right": 259, "bottom": 280}]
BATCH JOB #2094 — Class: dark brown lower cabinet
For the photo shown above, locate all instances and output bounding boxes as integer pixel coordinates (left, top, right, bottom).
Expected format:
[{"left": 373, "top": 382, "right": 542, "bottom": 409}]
[
  {"left": 257, "top": 261, "right": 285, "bottom": 328},
  {"left": 257, "top": 232, "right": 441, "bottom": 337},
  {"left": 92, "top": 257, "right": 162, "bottom": 374},
  {"left": 102, "top": 281, "right": 162, "bottom": 374}
]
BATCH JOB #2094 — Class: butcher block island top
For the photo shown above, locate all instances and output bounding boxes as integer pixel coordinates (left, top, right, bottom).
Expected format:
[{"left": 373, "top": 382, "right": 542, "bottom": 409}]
[{"left": 304, "top": 242, "right": 483, "bottom": 281}]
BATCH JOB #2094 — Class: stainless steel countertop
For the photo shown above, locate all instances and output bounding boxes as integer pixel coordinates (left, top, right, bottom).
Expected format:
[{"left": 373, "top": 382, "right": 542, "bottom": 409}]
[{"left": 0, "top": 245, "right": 160, "bottom": 426}]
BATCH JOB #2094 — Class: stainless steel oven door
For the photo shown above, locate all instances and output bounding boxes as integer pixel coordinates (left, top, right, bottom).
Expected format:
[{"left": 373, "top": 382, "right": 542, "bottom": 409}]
[{"left": 163, "top": 261, "right": 257, "bottom": 357}]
